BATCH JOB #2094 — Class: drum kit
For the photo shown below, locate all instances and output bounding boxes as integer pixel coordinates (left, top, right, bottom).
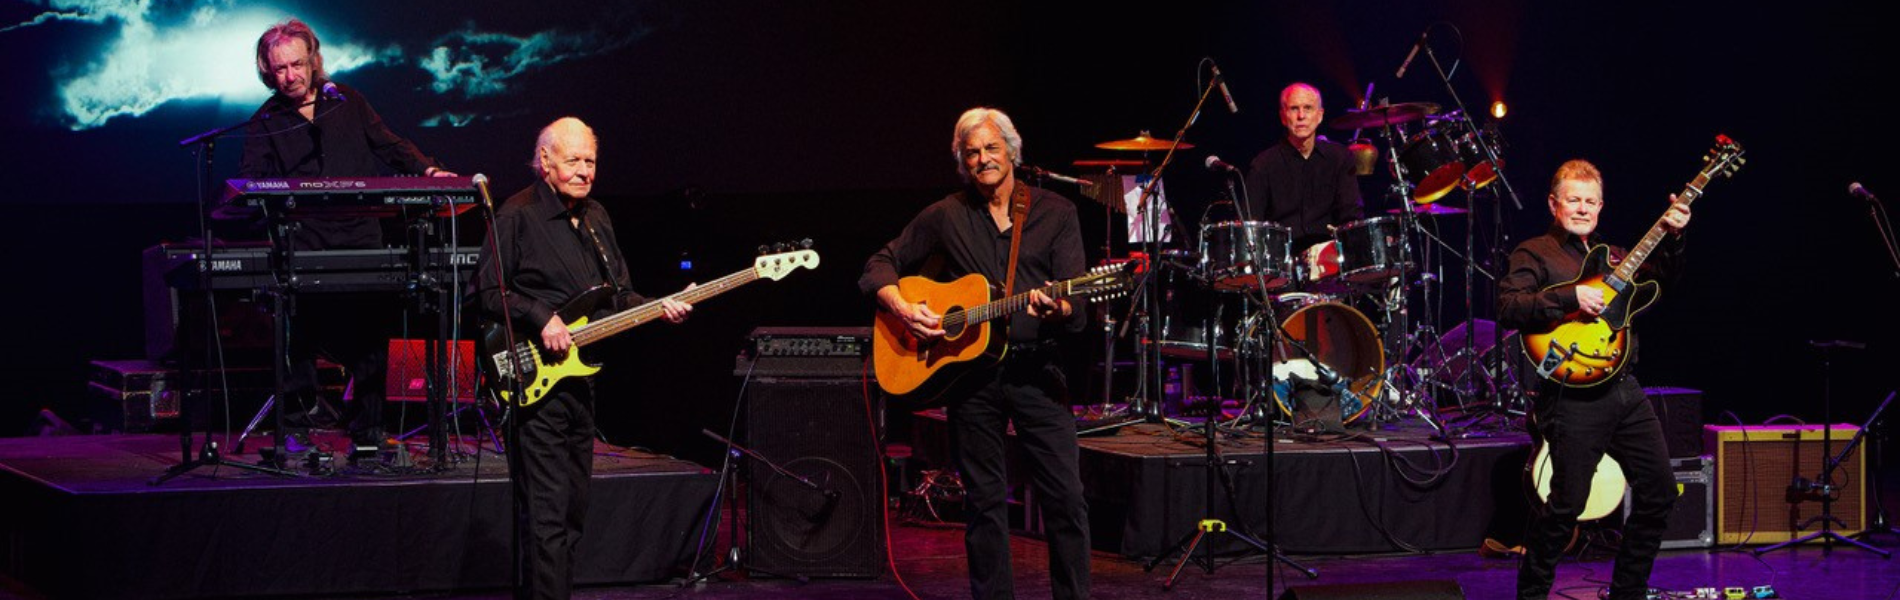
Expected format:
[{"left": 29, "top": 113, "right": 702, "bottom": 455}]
[{"left": 1080, "top": 98, "right": 1525, "bottom": 436}]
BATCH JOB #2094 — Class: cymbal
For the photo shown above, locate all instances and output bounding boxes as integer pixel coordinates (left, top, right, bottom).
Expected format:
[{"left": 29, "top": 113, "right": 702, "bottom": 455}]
[
  {"left": 1095, "top": 133, "right": 1192, "bottom": 152},
  {"left": 1389, "top": 203, "right": 1469, "bottom": 216},
  {"left": 1329, "top": 102, "right": 1440, "bottom": 130}
]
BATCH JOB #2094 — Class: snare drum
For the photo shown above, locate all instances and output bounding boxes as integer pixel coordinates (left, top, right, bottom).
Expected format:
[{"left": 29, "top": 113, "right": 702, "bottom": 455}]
[
  {"left": 1332, "top": 216, "right": 1410, "bottom": 286},
  {"left": 1199, "top": 221, "right": 1291, "bottom": 291}
]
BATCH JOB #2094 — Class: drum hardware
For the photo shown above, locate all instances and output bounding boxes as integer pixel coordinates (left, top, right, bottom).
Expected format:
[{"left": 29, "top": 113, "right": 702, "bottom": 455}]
[
  {"left": 1387, "top": 202, "right": 1469, "bottom": 216},
  {"left": 1325, "top": 101, "right": 1441, "bottom": 130},
  {"left": 1095, "top": 131, "right": 1195, "bottom": 152},
  {"left": 1404, "top": 22, "right": 1533, "bottom": 439}
]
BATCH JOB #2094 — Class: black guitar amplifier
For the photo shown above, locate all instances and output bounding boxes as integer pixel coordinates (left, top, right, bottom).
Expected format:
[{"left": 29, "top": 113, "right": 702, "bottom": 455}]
[
  {"left": 1624, "top": 455, "right": 1715, "bottom": 549},
  {"left": 734, "top": 326, "right": 871, "bottom": 379}
]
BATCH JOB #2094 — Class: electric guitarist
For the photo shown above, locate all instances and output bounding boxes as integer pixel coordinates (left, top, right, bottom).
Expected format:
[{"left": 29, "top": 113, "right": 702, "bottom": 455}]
[
  {"left": 1500, "top": 158, "right": 1692, "bottom": 600},
  {"left": 858, "top": 108, "right": 1091, "bottom": 600}
]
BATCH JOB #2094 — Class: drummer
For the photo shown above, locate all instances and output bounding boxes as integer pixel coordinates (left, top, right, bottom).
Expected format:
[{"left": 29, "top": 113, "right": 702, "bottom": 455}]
[{"left": 1241, "top": 82, "right": 1365, "bottom": 251}]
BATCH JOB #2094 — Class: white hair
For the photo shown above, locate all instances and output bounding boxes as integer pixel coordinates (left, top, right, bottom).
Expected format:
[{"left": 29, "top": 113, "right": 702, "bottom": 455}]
[
  {"left": 951, "top": 107, "right": 1024, "bottom": 179},
  {"left": 529, "top": 116, "right": 597, "bottom": 176}
]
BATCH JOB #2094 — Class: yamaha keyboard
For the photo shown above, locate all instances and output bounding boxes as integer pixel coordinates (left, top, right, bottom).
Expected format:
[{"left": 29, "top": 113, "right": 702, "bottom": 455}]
[
  {"left": 218, "top": 176, "right": 480, "bottom": 219},
  {"left": 145, "top": 243, "right": 481, "bottom": 293}
]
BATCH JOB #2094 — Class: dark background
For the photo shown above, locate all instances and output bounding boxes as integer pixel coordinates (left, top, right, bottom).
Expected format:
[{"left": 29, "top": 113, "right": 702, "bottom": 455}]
[{"left": 3, "top": 1, "right": 1896, "bottom": 466}]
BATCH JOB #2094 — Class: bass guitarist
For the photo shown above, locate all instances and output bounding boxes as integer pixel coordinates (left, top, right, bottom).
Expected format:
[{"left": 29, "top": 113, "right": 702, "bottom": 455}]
[
  {"left": 473, "top": 117, "right": 690, "bottom": 600},
  {"left": 1501, "top": 159, "right": 1690, "bottom": 600},
  {"left": 858, "top": 107, "right": 1091, "bottom": 600}
]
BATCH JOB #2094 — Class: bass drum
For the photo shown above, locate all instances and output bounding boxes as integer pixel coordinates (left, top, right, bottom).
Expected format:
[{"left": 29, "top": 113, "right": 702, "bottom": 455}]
[{"left": 1254, "top": 299, "right": 1385, "bottom": 425}]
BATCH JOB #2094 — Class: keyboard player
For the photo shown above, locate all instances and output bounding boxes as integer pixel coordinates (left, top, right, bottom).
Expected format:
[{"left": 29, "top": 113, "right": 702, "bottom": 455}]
[{"left": 239, "top": 18, "right": 459, "bottom": 456}]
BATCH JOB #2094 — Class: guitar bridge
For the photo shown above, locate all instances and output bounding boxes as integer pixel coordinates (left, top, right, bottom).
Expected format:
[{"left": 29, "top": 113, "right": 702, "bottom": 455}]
[{"left": 1535, "top": 340, "right": 1571, "bottom": 380}]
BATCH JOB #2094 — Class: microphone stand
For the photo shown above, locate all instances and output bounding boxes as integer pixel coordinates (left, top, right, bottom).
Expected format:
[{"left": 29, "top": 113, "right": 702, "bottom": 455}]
[
  {"left": 1143, "top": 80, "right": 1319, "bottom": 587},
  {"left": 151, "top": 101, "right": 320, "bottom": 485},
  {"left": 681, "top": 429, "right": 812, "bottom": 584},
  {"left": 469, "top": 180, "right": 535, "bottom": 596}
]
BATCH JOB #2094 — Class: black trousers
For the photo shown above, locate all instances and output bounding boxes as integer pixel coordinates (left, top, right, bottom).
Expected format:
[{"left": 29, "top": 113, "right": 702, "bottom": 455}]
[
  {"left": 1517, "top": 376, "right": 1676, "bottom": 600},
  {"left": 946, "top": 357, "right": 1091, "bottom": 600},
  {"left": 513, "top": 380, "right": 596, "bottom": 600}
]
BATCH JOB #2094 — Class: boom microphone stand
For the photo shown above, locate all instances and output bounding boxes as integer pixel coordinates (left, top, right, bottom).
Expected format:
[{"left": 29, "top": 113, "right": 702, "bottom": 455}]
[
  {"left": 151, "top": 104, "right": 321, "bottom": 484},
  {"left": 1144, "top": 101, "right": 1317, "bottom": 587},
  {"left": 1754, "top": 341, "right": 1889, "bottom": 557}
]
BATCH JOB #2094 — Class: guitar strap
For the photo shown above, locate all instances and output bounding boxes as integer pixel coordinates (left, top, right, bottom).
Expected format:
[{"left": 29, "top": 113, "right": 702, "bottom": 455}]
[
  {"left": 1002, "top": 181, "right": 1032, "bottom": 296},
  {"left": 576, "top": 210, "right": 623, "bottom": 293}
]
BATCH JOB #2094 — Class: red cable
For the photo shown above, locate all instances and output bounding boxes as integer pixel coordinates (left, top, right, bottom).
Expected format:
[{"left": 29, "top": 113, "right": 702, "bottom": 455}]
[{"left": 865, "top": 354, "right": 921, "bottom": 600}]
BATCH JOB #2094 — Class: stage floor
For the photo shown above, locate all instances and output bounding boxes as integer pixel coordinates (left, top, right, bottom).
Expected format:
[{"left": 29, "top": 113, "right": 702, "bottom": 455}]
[
  {"left": 11, "top": 517, "right": 1875, "bottom": 600},
  {"left": 913, "top": 411, "right": 1537, "bottom": 557},
  {"left": 0, "top": 433, "right": 718, "bottom": 599}
]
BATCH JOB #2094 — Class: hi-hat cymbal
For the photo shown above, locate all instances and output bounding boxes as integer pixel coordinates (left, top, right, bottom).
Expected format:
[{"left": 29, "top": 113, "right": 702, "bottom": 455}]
[
  {"left": 1329, "top": 102, "right": 1441, "bottom": 130},
  {"left": 1388, "top": 203, "right": 1469, "bottom": 216},
  {"left": 1095, "top": 132, "right": 1193, "bottom": 152}
]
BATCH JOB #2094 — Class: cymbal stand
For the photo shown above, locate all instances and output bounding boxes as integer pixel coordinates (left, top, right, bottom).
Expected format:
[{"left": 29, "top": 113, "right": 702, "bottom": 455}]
[
  {"left": 1415, "top": 23, "right": 1528, "bottom": 434},
  {"left": 1088, "top": 67, "right": 1210, "bottom": 436},
  {"left": 1368, "top": 117, "right": 1447, "bottom": 436}
]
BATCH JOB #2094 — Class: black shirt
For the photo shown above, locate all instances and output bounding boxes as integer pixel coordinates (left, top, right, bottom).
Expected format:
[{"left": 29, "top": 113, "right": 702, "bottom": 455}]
[
  {"left": 474, "top": 181, "right": 647, "bottom": 334},
  {"left": 1242, "top": 138, "right": 1364, "bottom": 249},
  {"left": 238, "top": 82, "right": 444, "bottom": 250},
  {"left": 859, "top": 184, "right": 1087, "bottom": 343}
]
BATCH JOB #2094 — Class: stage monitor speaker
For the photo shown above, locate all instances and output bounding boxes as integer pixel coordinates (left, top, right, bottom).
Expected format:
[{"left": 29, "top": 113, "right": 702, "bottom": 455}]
[
  {"left": 1706, "top": 424, "right": 1865, "bottom": 545},
  {"left": 1278, "top": 579, "right": 1465, "bottom": 599},
  {"left": 745, "top": 377, "right": 885, "bottom": 578}
]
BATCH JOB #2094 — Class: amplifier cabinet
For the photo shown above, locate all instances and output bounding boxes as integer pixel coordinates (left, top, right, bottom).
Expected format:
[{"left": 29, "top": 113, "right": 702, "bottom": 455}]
[
  {"left": 1625, "top": 456, "right": 1714, "bottom": 549},
  {"left": 1705, "top": 424, "right": 1864, "bottom": 545}
]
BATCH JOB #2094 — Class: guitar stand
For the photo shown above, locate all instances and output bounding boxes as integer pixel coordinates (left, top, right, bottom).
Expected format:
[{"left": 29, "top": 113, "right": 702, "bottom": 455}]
[{"left": 1755, "top": 342, "right": 1890, "bottom": 558}]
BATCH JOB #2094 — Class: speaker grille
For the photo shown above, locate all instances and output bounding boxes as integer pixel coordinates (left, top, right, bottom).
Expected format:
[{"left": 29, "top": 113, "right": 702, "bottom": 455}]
[{"left": 745, "top": 378, "right": 885, "bottom": 577}]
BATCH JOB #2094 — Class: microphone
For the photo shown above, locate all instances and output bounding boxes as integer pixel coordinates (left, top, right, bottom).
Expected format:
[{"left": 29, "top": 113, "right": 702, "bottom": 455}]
[
  {"left": 320, "top": 81, "right": 346, "bottom": 102},
  {"left": 1204, "top": 155, "right": 1238, "bottom": 173},
  {"left": 472, "top": 173, "right": 496, "bottom": 212},
  {"left": 1395, "top": 29, "right": 1428, "bottom": 79},
  {"left": 1211, "top": 62, "right": 1239, "bottom": 114},
  {"left": 1850, "top": 182, "right": 1877, "bottom": 202},
  {"left": 1027, "top": 165, "right": 1094, "bottom": 187}
]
